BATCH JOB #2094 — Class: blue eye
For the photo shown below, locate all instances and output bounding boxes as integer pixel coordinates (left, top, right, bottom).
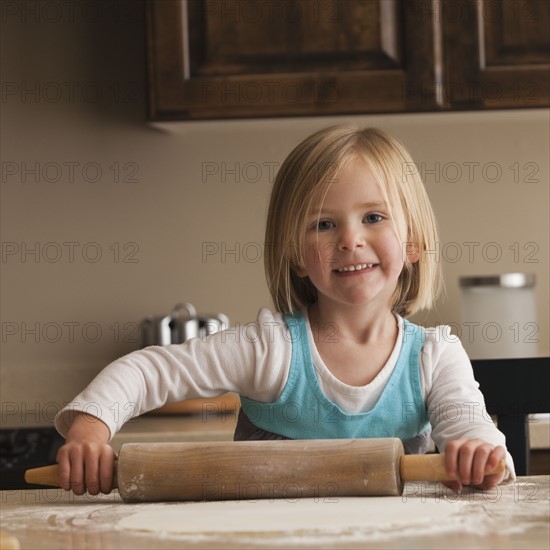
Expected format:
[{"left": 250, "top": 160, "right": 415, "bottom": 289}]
[
  {"left": 316, "top": 220, "right": 334, "bottom": 231},
  {"left": 365, "top": 213, "right": 383, "bottom": 224}
]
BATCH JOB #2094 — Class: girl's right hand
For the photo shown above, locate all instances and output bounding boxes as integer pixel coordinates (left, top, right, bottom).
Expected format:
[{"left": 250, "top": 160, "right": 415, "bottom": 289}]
[{"left": 56, "top": 412, "right": 116, "bottom": 495}]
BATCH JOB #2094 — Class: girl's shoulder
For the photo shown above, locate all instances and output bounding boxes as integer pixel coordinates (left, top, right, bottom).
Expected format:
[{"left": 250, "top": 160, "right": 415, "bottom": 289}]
[
  {"left": 244, "top": 307, "right": 290, "bottom": 343},
  {"left": 399, "top": 316, "right": 467, "bottom": 368},
  {"left": 423, "top": 324, "right": 462, "bottom": 347},
  {"left": 418, "top": 322, "right": 472, "bottom": 378},
  {"left": 255, "top": 307, "right": 286, "bottom": 328},
  {"left": 255, "top": 307, "right": 309, "bottom": 330},
  {"left": 399, "top": 317, "right": 462, "bottom": 349}
]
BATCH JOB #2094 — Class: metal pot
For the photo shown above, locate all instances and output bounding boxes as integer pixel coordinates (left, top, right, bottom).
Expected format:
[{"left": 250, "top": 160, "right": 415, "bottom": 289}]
[
  {"left": 169, "top": 302, "right": 200, "bottom": 344},
  {"left": 198, "top": 313, "right": 230, "bottom": 338},
  {"left": 140, "top": 314, "right": 173, "bottom": 347},
  {"left": 140, "top": 302, "right": 228, "bottom": 347}
]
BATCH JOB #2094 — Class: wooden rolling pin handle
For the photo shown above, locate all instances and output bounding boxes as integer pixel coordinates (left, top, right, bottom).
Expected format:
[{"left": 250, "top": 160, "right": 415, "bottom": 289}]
[
  {"left": 400, "top": 453, "right": 506, "bottom": 481},
  {"left": 24, "top": 464, "right": 61, "bottom": 487},
  {"left": 0, "top": 529, "right": 21, "bottom": 550},
  {"left": 24, "top": 463, "right": 119, "bottom": 489}
]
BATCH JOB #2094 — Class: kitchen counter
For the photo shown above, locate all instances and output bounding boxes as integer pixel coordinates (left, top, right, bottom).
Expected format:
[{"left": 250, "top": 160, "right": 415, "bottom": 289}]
[
  {"left": 1, "top": 476, "right": 548, "bottom": 549},
  {"left": 110, "top": 412, "right": 238, "bottom": 453}
]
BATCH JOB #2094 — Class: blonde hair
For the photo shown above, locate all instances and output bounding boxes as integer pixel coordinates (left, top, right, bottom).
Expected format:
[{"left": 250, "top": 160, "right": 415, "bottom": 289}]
[{"left": 264, "top": 125, "right": 442, "bottom": 317}]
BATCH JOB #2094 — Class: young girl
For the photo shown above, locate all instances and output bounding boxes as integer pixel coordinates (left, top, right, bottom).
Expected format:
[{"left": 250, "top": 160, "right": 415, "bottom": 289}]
[{"left": 55, "top": 125, "right": 514, "bottom": 496}]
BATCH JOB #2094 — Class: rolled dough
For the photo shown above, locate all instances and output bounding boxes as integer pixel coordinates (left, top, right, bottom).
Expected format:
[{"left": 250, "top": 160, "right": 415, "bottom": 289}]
[{"left": 119, "top": 497, "right": 461, "bottom": 535}]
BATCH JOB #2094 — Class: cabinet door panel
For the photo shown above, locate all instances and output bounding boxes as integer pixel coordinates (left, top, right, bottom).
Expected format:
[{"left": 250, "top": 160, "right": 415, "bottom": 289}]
[
  {"left": 483, "top": 0, "right": 549, "bottom": 65},
  {"left": 148, "top": 0, "right": 443, "bottom": 119},
  {"left": 190, "top": 0, "right": 402, "bottom": 74},
  {"left": 445, "top": 0, "right": 549, "bottom": 108}
]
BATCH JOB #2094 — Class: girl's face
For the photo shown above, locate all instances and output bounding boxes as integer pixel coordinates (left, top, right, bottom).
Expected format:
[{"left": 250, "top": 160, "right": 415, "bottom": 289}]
[{"left": 298, "top": 159, "right": 414, "bottom": 313}]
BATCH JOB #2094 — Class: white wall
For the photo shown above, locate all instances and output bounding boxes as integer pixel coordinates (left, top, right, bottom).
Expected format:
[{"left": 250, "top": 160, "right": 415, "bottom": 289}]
[{"left": 1, "top": 1, "right": 548, "bottom": 427}]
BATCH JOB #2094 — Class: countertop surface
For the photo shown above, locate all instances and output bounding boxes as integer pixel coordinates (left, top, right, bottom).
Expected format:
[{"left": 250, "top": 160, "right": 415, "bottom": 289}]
[
  {"left": 1, "top": 476, "right": 548, "bottom": 549},
  {"left": 2, "top": 414, "right": 548, "bottom": 548},
  {"left": 109, "top": 412, "right": 238, "bottom": 452}
]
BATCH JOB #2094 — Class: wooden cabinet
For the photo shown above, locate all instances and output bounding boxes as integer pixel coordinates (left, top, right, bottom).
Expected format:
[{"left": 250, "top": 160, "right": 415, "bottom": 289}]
[
  {"left": 146, "top": 0, "right": 549, "bottom": 120},
  {"left": 442, "top": 0, "right": 550, "bottom": 109}
]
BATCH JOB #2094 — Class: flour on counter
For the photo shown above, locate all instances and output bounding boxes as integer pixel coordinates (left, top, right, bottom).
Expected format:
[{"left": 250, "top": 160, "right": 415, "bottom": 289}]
[
  {"left": 1, "top": 481, "right": 548, "bottom": 546},
  {"left": 115, "top": 482, "right": 549, "bottom": 544},
  {"left": 118, "top": 496, "right": 462, "bottom": 535}
]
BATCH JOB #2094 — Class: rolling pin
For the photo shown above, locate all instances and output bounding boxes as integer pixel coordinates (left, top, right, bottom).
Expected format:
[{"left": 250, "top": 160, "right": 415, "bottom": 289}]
[{"left": 25, "top": 438, "right": 505, "bottom": 502}]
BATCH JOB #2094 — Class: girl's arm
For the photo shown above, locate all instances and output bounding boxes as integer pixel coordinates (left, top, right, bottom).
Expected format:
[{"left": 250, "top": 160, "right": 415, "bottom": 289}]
[
  {"left": 55, "top": 308, "right": 292, "bottom": 493},
  {"left": 422, "top": 325, "right": 515, "bottom": 491}
]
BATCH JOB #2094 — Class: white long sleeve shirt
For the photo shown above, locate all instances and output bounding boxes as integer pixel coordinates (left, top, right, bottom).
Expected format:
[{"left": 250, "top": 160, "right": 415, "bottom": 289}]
[{"left": 55, "top": 307, "right": 515, "bottom": 480}]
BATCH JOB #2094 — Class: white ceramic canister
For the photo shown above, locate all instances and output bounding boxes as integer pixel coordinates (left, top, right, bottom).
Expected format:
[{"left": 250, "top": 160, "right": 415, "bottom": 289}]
[{"left": 459, "top": 273, "right": 538, "bottom": 359}]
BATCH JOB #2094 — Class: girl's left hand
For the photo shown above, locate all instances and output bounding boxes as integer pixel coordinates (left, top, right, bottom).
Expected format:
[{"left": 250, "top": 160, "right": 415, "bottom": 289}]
[{"left": 443, "top": 438, "right": 507, "bottom": 493}]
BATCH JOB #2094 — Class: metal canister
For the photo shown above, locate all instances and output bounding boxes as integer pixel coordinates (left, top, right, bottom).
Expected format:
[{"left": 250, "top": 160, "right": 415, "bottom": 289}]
[
  {"left": 140, "top": 303, "right": 229, "bottom": 347},
  {"left": 459, "top": 273, "right": 538, "bottom": 359}
]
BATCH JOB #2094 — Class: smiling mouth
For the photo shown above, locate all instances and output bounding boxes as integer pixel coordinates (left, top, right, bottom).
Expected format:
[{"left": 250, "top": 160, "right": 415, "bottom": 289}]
[{"left": 334, "top": 263, "right": 378, "bottom": 273}]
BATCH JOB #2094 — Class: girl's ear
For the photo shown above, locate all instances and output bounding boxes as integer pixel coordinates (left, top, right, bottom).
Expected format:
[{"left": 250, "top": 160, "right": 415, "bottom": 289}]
[
  {"left": 289, "top": 246, "right": 308, "bottom": 277},
  {"left": 294, "top": 264, "right": 308, "bottom": 277},
  {"left": 405, "top": 241, "right": 420, "bottom": 264}
]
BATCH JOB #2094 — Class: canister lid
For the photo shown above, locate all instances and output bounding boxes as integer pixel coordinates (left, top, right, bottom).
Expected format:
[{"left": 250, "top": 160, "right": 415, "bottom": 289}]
[{"left": 460, "top": 273, "right": 536, "bottom": 289}]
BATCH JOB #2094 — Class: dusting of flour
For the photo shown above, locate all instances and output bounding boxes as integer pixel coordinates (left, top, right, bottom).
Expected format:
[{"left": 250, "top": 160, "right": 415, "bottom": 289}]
[
  {"left": 1, "top": 481, "right": 548, "bottom": 546},
  {"left": 118, "top": 497, "right": 460, "bottom": 536}
]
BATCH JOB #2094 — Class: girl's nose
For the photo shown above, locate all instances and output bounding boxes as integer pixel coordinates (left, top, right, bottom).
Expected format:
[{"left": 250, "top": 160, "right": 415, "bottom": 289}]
[{"left": 337, "top": 224, "right": 366, "bottom": 251}]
